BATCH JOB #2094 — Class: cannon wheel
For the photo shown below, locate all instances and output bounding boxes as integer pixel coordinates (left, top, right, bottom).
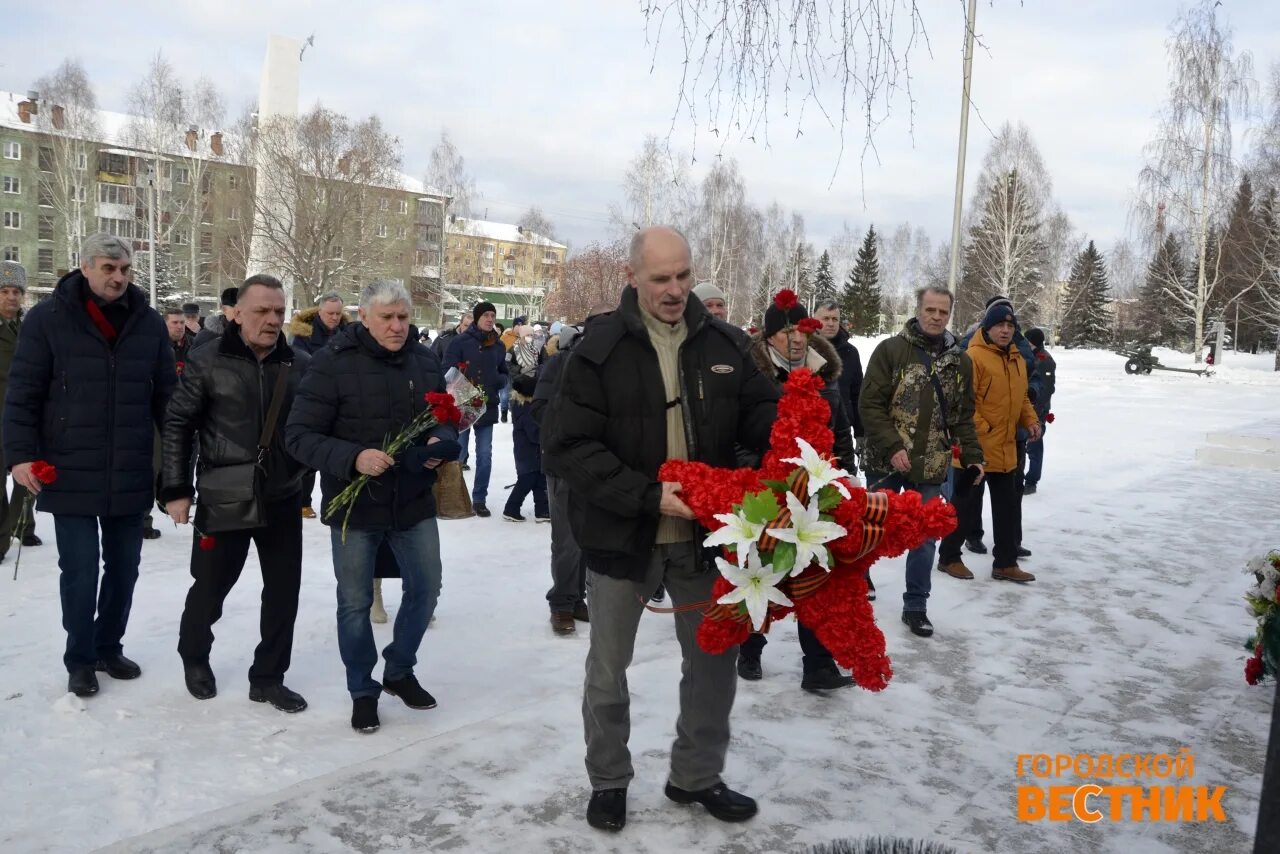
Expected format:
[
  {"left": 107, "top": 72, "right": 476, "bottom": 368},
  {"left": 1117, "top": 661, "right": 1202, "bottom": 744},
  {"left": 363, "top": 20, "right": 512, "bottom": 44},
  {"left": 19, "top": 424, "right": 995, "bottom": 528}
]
[{"left": 1125, "top": 358, "right": 1143, "bottom": 374}]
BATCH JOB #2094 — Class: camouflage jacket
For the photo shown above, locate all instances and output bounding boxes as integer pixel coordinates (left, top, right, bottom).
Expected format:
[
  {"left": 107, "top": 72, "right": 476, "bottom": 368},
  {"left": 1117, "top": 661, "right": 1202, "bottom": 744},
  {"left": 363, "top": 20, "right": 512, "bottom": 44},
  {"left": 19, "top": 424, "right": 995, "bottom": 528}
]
[{"left": 858, "top": 319, "right": 983, "bottom": 485}]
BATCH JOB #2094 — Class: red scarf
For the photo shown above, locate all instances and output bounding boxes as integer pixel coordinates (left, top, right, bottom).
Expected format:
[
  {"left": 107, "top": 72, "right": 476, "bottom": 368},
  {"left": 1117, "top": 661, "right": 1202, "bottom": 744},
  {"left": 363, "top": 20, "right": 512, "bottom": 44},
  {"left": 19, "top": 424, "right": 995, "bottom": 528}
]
[{"left": 84, "top": 299, "right": 118, "bottom": 344}]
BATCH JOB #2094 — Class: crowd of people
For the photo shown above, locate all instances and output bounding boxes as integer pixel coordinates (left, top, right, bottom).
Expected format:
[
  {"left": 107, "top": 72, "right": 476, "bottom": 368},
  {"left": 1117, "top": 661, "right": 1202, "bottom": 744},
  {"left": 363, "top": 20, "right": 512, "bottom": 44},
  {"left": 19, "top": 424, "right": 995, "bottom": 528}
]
[{"left": 0, "top": 224, "right": 1056, "bottom": 833}]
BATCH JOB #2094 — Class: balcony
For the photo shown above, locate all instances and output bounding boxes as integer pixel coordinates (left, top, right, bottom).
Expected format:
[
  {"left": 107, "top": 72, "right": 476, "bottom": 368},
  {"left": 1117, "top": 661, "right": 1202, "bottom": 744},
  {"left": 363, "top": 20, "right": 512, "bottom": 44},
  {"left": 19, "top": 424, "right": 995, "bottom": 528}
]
[{"left": 412, "top": 265, "right": 441, "bottom": 280}]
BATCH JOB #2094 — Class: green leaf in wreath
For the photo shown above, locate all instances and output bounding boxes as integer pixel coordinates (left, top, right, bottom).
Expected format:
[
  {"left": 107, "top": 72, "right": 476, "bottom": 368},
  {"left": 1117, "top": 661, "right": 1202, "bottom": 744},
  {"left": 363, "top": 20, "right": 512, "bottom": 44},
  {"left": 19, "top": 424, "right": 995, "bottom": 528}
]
[
  {"left": 761, "top": 479, "right": 790, "bottom": 494},
  {"left": 771, "top": 541, "right": 797, "bottom": 574},
  {"left": 817, "top": 485, "right": 842, "bottom": 512},
  {"left": 740, "top": 490, "right": 781, "bottom": 525}
]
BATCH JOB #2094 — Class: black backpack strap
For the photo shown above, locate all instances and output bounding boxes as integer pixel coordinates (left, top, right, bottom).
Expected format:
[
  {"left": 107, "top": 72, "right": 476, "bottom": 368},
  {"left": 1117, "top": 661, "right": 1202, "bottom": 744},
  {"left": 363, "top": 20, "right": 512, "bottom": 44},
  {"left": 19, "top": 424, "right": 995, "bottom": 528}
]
[{"left": 256, "top": 362, "right": 291, "bottom": 461}]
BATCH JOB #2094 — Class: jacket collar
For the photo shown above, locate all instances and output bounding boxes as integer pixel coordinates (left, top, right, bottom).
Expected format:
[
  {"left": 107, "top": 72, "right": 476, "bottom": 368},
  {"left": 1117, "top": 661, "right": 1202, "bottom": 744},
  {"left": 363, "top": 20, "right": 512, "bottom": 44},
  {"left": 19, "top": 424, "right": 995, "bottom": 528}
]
[
  {"left": 218, "top": 321, "right": 295, "bottom": 363},
  {"left": 464, "top": 322, "right": 502, "bottom": 348},
  {"left": 749, "top": 330, "right": 842, "bottom": 385},
  {"left": 901, "top": 318, "right": 958, "bottom": 356},
  {"left": 54, "top": 269, "right": 146, "bottom": 316}
]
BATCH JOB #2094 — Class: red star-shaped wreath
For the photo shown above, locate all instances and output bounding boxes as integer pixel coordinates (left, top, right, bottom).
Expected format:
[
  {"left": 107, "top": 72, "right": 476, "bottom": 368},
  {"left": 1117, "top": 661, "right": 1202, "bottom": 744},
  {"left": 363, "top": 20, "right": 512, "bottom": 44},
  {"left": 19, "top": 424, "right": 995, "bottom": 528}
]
[{"left": 660, "top": 367, "right": 956, "bottom": 691}]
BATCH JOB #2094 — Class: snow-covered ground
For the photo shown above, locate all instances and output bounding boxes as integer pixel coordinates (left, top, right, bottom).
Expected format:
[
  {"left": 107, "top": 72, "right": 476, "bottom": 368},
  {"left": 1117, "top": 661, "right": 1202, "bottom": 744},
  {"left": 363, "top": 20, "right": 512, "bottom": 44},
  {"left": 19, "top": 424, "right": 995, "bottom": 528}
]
[{"left": 2, "top": 344, "right": 1277, "bottom": 854}]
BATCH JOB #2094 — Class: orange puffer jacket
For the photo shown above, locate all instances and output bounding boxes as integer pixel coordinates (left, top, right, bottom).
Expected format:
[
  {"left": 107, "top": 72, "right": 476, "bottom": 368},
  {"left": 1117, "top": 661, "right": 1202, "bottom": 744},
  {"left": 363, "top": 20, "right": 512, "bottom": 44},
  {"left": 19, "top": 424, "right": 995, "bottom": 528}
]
[{"left": 959, "top": 331, "right": 1039, "bottom": 473}]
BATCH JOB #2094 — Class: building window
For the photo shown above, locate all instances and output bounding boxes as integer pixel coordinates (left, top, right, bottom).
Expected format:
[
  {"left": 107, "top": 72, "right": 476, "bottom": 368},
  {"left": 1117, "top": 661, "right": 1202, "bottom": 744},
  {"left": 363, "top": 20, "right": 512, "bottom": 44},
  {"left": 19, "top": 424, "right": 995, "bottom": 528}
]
[
  {"left": 398, "top": 199, "right": 408, "bottom": 214},
  {"left": 38, "top": 248, "right": 53, "bottom": 274},
  {"left": 396, "top": 226, "right": 407, "bottom": 239},
  {"left": 376, "top": 224, "right": 388, "bottom": 238},
  {"left": 73, "top": 185, "right": 87, "bottom": 203},
  {"left": 200, "top": 231, "right": 213, "bottom": 253},
  {"left": 2, "top": 142, "right": 20, "bottom": 161},
  {"left": 174, "top": 166, "right": 190, "bottom": 185},
  {"left": 199, "top": 262, "right": 212, "bottom": 284},
  {"left": 173, "top": 260, "right": 191, "bottom": 278},
  {"left": 3, "top": 211, "right": 20, "bottom": 229},
  {"left": 2, "top": 176, "right": 19, "bottom": 194},
  {"left": 228, "top": 207, "right": 240, "bottom": 221},
  {"left": 77, "top": 152, "right": 88, "bottom": 170},
  {"left": 2, "top": 246, "right": 17, "bottom": 262},
  {"left": 38, "top": 215, "right": 54, "bottom": 241},
  {"left": 96, "top": 217, "right": 133, "bottom": 238},
  {"left": 543, "top": 250, "right": 558, "bottom": 263},
  {"left": 38, "top": 182, "right": 54, "bottom": 207},
  {"left": 379, "top": 198, "right": 389, "bottom": 212},
  {"left": 99, "top": 152, "right": 128, "bottom": 174},
  {"left": 38, "top": 147, "right": 54, "bottom": 171},
  {"left": 172, "top": 228, "right": 189, "bottom": 246},
  {"left": 99, "top": 184, "right": 135, "bottom": 206},
  {"left": 503, "top": 260, "right": 515, "bottom": 276},
  {"left": 228, "top": 174, "right": 240, "bottom": 190}
]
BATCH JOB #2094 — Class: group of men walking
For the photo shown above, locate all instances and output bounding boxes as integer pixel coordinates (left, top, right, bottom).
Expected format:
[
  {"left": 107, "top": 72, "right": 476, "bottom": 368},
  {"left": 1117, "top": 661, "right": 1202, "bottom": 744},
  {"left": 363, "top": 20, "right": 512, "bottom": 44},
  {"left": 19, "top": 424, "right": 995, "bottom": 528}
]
[{"left": 3, "top": 224, "right": 1056, "bottom": 835}]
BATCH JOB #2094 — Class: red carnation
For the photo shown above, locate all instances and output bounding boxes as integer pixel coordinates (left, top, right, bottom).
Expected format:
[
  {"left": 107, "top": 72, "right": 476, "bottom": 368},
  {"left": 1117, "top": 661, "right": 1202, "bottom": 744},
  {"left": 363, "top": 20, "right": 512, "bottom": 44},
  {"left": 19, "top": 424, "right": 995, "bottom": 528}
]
[
  {"left": 773, "top": 289, "right": 799, "bottom": 310},
  {"left": 747, "top": 325, "right": 759, "bottom": 334},
  {"left": 199, "top": 535, "right": 216, "bottom": 552},
  {"left": 30, "top": 460, "right": 58, "bottom": 485},
  {"left": 1046, "top": 412, "right": 1055, "bottom": 424},
  {"left": 175, "top": 360, "right": 186, "bottom": 376},
  {"left": 951, "top": 443, "right": 961, "bottom": 461},
  {"left": 457, "top": 361, "right": 469, "bottom": 372},
  {"left": 1246, "top": 650, "right": 1264, "bottom": 685},
  {"left": 1036, "top": 351, "right": 1048, "bottom": 361},
  {"left": 796, "top": 317, "right": 823, "bottom": 335},
  {"left": 425, "top": 391, "right": 462, "bottom": 425}
]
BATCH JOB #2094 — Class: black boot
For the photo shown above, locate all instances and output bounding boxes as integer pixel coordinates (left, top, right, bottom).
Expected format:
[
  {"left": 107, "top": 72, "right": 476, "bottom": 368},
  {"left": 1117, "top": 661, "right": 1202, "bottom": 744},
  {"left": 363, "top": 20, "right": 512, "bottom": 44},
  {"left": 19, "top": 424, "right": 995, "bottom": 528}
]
[
  {"left": 250, "top": 682, "right": 308, "bottom": 713},
  {"left": 965, "top": 538, "right": 988, "bottom": 554},
  {"left": 21, "top": 533, "right": 42, "bottom": 547},
  {"left": 865, "top": 574, "right": 876, "bottom": 601},
  {"left": 801, "top": 665, "right": 854, "bottom": 693},
  {"left": 96, "top": 652, "right": 142, "bottom": 679},
  {"left": 68, "top": 668, "right": 99, "bottom": 697},
  {"left": 473, "top": 503, "right": 491, "bottom": 518},
  {"left": 664, "top": 782, "right": 758, "bottom": 822},
  {"left": 902, "top": 611, "right": 934, "bottom": 637},
  {"left": 736, "top": 654, "right": 762, "bottom": 681},
  {"left": 586, "top": 788, "right": 627, "bottom": 831},
  {"left": 382, "top": 674, "right": 437, "bottom": 709},
  {"left": 1017, "top": 545, "right": 1032, "bottom": 558},
  {"left": 184, "top": 661, "right": 217, "bottom": 700},
  {"left": 351, "top": 696, "right": 380, "bottom": 733}
]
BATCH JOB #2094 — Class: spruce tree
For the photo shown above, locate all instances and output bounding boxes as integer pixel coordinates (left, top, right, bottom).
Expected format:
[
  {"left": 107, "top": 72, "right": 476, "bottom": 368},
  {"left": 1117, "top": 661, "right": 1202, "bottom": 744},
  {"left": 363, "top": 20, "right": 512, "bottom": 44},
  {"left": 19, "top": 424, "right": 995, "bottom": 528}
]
[
  {"left": 842, "top": 225, "right": 883, "bottom": 334},
  {"left": 1058, "top": 240, "right": 1112, "bottom": 348},
  {"left": 1136, "top": 234, "right": 1186, "bottom": 347},
  {"left": 812, "top": 250, "right": 836, "bottom": 307}
]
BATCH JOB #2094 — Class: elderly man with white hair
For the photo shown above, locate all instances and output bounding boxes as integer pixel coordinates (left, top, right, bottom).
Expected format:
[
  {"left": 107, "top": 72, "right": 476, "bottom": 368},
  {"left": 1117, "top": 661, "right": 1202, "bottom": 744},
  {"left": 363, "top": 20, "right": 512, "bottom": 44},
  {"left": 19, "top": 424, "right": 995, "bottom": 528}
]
[
  {"left": 3, "top": 233, "right": 176, "bottom": 698},
  {"left": 285, "top": 280, "right": 459, "bottom": 734}
]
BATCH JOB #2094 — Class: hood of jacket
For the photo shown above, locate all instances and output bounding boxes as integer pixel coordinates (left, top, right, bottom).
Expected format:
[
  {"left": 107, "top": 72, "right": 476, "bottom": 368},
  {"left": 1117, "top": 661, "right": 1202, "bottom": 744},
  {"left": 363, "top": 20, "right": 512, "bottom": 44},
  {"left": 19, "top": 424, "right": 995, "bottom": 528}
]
[
  {"left": 289, "top": 305, "right": 349, "bottom": 340},
  {"left": 748, "top": 330, "right": 843, "bottom": 387},
  {"left": 900, "top": 317, "right": 960, "bottom": 356}
]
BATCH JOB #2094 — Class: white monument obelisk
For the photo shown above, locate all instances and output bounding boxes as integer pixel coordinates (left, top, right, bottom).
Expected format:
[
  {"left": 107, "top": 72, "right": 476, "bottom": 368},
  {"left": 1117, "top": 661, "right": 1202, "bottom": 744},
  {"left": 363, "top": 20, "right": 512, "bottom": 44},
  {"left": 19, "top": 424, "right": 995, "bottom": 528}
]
[{"left": 246, "top": 36, "right": 302, "bottom": 310}]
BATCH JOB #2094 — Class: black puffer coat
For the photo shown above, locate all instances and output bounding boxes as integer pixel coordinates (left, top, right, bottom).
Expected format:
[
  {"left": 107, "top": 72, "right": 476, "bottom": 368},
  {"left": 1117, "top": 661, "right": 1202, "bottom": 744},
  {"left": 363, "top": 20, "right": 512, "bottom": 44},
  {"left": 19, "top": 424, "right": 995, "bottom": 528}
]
[
  {"left": 284, "top": 324, "right": 457, "bottom": 531},
  {"left": 159, "top": 325, "right": 310, "bottom": 532},
  {"left": 542, "top": 287, "right": 778, "bottom": 581},
  {"left": 3, "top": 271, "right": 175, "bottom": 516},
  {"left": 830, "top": 327, "right": 865, "bottom": 437}
]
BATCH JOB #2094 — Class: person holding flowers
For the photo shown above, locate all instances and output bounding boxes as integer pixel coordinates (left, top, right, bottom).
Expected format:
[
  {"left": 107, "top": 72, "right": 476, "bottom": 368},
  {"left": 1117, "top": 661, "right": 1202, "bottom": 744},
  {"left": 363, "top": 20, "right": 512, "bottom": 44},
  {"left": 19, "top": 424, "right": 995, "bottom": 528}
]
[
  {"left": 736, "top": 289, "right": 859, "bottom": 691},
  {"left": 3, "top": 233, "right": 176, "bottom": 698},
  {"left": 160, "top": 275, "right": 311, "bottom": 713},
  {"left": 285, "top": 280, "right": 459, "bottom": 735},
  {"left": 543, "top": 225, "right": 778, "bottom": 833}
]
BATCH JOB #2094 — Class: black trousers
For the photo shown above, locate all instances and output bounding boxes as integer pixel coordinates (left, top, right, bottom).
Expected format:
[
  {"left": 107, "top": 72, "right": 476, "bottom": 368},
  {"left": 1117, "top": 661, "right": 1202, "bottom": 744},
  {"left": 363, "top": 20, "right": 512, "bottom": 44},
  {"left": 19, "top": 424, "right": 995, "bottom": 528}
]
[
  {"left": 741, "top": 624, "right": 835, "bottom": 674},
  {"left": 942, "top": 468, "right": 1022, "bottom": 570},
  {"left": 504, "top": 471, "right": 548, "bottom": 517},
  {"left": 301, "top": 471, "right": 317, "bottom": 509},
  {"left": 177, "top": 494, "right": 303, "bottom": 685},
  {"left": 969, "top": 440, "right": 1026, "bottom": 540}
]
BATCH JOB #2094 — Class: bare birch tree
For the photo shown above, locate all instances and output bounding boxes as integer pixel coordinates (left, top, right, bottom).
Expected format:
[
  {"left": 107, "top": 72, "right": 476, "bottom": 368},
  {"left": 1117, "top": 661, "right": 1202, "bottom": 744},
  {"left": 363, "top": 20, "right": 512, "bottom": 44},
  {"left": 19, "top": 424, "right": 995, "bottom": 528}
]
[
  {"left": 32, "top": 59, "right": 100, "bottom": 271},
  {"left": 640, "top": 0, "right": 927, "bottom": 175},
  {"left": 426, "top": 130, "right": 476, "bottom": 218},
  {"left": 609, "top": 135, "right": 696, "bottom": 239},
  {"left": 546, "top": 241, "right": 629, "bottom": 322},
  {"left": 1136, "top": 0, "right": 1254, "bottom": 361},
  {"left": 247, "top": 106, "right": 404, "bottom": 306}
]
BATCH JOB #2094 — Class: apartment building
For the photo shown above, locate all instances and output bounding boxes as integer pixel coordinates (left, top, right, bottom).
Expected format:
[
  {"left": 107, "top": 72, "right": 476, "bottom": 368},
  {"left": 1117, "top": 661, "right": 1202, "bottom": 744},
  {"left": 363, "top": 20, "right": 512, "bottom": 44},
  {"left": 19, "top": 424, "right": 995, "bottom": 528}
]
[{"left": 442, "top": 216, "right": 566, "bottom": 325}]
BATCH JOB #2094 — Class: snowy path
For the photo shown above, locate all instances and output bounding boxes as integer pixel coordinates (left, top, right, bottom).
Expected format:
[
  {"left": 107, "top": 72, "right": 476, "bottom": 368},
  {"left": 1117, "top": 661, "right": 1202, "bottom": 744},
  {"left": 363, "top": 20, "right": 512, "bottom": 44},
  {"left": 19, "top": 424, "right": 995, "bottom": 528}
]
[{"left": 1, "top": 347, "right": 1276, "bottom": 854}]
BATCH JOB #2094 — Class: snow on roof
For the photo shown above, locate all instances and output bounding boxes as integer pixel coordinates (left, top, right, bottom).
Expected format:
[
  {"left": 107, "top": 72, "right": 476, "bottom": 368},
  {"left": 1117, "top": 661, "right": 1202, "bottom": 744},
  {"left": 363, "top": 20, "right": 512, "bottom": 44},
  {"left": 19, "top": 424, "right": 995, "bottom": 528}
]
[
  {"left": 447, "top": 217, "right": 566, "bottom": 249},
  {"left": 1, "top": 91, "right": 447, "bottom": 199}
]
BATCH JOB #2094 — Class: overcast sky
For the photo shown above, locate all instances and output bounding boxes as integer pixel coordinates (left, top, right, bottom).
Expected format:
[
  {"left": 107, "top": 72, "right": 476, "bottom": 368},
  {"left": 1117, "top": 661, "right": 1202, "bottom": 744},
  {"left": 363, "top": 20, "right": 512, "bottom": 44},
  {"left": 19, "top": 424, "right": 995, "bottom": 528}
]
[{"left": 5, "top": 0, "right": 1279, "bottom": 255}]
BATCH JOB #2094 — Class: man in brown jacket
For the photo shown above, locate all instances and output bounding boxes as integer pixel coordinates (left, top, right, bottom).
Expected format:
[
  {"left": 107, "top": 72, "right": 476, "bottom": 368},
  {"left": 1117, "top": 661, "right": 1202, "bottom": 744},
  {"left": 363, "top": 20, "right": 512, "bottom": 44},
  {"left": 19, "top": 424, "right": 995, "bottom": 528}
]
[{"left": 938, "top": 302, "right": 1041, "bottom": 583}]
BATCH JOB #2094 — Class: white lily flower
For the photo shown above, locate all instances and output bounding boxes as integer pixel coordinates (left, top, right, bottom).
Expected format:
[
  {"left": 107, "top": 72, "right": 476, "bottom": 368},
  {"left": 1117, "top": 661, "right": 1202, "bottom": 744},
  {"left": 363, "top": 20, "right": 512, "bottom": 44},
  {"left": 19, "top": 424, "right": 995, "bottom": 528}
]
[
  {"left": 782, "top": 437, "right": 853, "bottom": 499},
  {"left": 716, "top": 544, "right": 793, "bottom": 631},
  {"left": 767, "top": 491, "right": 847, "bottom": 575},
  {"left": 703, "top": 510, "right": 766, "bottom": 559}
]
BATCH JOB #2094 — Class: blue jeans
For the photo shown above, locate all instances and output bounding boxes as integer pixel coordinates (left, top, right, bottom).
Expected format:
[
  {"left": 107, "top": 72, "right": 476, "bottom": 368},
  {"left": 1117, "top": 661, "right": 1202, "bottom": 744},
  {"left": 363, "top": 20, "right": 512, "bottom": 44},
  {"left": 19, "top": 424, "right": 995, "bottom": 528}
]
[
  {"left": 331, "top": 519, "right": 443, "bottom": 699},
  {"left": 458, "top": 428, "right": 471, "bottom": 466},
  {"left": 498, "top": 378, "right": 511, "bottom": 416},
  {"left": 1025, "top": 421, "right": 1046, "bottom": 485},
  {"left": 866, "top": 472, "right": 943, "bottom": 614},
  {"left": 53, "top": 513, "right": 145, "bottom": 671},
  {"left": 471, "top": 423, "right": 494, "bottom": 503}
]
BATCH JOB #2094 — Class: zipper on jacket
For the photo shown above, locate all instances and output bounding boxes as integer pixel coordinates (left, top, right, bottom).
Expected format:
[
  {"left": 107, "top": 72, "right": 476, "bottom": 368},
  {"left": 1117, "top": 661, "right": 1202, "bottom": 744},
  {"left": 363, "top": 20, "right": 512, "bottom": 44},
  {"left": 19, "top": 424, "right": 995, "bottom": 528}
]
[{"left": 676, "top": 341, "right": 698, "bottom": 459}]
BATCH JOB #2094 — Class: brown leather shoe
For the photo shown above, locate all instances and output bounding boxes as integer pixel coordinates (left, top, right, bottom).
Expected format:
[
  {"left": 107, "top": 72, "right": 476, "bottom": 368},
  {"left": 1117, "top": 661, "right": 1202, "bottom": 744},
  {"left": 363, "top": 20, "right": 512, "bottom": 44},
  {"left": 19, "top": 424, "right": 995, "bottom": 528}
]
[
  {"left": 938, "top": 560, "right": 974, "bottom": 580},
  {"left": 993, "top": 564, "right": 1036, "bottom": 583},
  {"left": 551, "top": 612, "right": 576, "bottom": 635}
]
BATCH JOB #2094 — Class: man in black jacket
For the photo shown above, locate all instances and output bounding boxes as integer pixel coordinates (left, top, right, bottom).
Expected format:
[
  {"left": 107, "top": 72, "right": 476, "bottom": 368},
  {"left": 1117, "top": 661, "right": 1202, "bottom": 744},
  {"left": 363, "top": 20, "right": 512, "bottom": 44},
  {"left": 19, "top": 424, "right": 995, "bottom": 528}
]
[
  {"left": 813, "top": 301, "right": 864, "bottom": 446},
  {"left": 161, "top": 275, "right": 310, "bottom": 713},
  {"left": 4, "top": 233, "right": 176, "bottom": 698},
  {"left": 543, "top": 226, "right": 777, "bottom": 833},
  {"left": 1022, "top": 327, "right": 1055, "bottom": 495},
  {"left": 285, "top": 279, "right": 458, "bottom": 734}
]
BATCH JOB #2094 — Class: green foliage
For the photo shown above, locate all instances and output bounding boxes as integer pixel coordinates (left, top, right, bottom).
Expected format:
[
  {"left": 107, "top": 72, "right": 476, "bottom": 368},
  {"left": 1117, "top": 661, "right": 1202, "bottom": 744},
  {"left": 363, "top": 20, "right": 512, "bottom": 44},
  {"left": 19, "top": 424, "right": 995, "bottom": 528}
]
[
  {"left": 771, "top": 540, "right": 797, "bottom": 574},
  {"left": 841, "top": 225, "right": 883, "bottom": 334},
  {"left": 739, "top": 490, "right": 780, "bottom": 525}
]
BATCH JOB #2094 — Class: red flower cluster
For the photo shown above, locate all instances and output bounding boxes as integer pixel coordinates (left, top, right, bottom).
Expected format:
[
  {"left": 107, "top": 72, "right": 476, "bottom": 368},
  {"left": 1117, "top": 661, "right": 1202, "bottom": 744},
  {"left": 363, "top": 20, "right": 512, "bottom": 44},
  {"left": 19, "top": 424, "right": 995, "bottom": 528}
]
[
  {"left": 951, "top": 442, "right": 961, "bottom": 461},
  {"left": 773, "top": 289, "right": 799, "bottom": 310},
  {"left": 1246, "top": 644, "right": 1265, "bottom": 685},
  {"left": 696, "top": 575, "right": 752, "bottom": 653},
  {"left": 1046, "top": 412, "right": 1056, "bottom": 424},
  {"left": 31, "top": 460, "right": 57, "bottom": 485},
  {"left": 759, "top": 369, "right": 833, "bottom": 482},
  {"left": 176, "top": 360, "right": 186, "bottom": 376},
  {"left": 658, "top": 460, "right": 762, "bottom": 530},
  {"left": 795, "top": 317, "right": 823, "bottom": 335},
  {"left": 747, "top": 325, "right": 759, "bottom": 335},
  {"left": 199, "top": 535, "right": 217, "bottom": 552},
  {"left": 425, "top": 391, "right": 462, "bottom": 426}
]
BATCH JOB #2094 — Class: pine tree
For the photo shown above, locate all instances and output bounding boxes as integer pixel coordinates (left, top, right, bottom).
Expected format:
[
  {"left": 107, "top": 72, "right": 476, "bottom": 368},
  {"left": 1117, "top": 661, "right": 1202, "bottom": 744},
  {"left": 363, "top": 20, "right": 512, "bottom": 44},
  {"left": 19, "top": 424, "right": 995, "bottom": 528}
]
[
  {"left": 1058, "top": 241, "right": 1112, "bottom": 348},
  {"left": 959, "top": 169, "right": 1046, "bottom": 326},
  {"left": 1136, "top": 233, "right": 1186, "bottom": 347},
  {"left": 812, "top": 250, "right": 836, "bottom": 307},
  {"left": 842, "top": 226, "right": 883, "bottom": 335},
  {"left": 1216, "top": 174, "right": 1270, "bottom": 353}
]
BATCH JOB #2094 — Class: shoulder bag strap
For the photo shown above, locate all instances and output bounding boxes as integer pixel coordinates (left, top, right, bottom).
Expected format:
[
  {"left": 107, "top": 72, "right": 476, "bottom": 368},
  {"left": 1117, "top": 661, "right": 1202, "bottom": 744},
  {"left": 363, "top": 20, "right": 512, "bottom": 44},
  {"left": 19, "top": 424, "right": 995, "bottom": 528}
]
[
  {"left": 257, "top": 361, "right": 292, "bottom": 457},
  {"left": 915, "top": 347, "right": 955, "bottom": 447}
]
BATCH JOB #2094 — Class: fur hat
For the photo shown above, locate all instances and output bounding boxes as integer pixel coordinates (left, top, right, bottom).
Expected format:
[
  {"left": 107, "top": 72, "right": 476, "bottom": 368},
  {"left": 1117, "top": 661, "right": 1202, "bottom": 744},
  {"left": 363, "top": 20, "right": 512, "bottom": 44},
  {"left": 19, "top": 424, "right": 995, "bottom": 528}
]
[
  {"left": 219, "top": 287, "right": 240, "bottom": 307},
  {"left": 473, "top": 301, "right": 497, "bottom": 323},
  {"left": 182, "top": 302, "right": 201, "bottom": 316},
  {"left": 0, "top": 261, "right": 26, "bottom": 292}
]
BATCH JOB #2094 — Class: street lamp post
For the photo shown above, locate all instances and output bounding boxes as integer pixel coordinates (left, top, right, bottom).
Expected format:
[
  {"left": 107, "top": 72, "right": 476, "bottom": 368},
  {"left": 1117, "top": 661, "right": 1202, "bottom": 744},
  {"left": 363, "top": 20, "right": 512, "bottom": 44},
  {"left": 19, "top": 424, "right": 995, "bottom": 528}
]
[{"left": 946, "top": 0, "right": 979, "bottom": 295}]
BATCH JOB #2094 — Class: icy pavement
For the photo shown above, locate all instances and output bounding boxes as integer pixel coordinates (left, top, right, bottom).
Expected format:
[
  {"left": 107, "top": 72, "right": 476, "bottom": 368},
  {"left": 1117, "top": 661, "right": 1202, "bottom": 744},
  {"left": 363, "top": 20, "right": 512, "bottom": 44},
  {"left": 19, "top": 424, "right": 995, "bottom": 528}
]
[{"left": 2, "top": 346, "right": 1277, "bottom": 854}]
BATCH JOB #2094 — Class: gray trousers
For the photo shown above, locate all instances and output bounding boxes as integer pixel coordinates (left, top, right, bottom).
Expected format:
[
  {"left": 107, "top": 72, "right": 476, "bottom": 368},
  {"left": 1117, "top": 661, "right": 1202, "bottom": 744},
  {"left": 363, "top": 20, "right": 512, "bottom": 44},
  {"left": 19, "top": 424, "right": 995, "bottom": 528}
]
[
  {"left": 545, "top": 474, "right": 586, "bottom": 613},
  {"left": 583, "top": 541, "right": 738, "bottom": 792}
]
